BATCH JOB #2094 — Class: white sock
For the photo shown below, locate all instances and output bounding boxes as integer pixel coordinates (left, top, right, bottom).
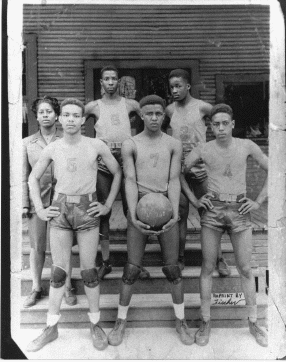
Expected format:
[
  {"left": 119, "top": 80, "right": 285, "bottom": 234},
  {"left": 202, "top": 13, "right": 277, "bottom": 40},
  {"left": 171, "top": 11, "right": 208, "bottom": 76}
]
[
  {"left": 201, "top": 298, "right": 211, "bottom": 322},
  {"left": 173, "top": 302, "right": 185, "bottom": 320},
  {"left": 247, "top": 305, "right": 257, "bottom": 323},
  {"left": 47, "top": 313, "right": 61, "bottom": 326},
  {"left": 88, "top": 311, "right": 100, "bottom": 325},
  {"left": 118, "top": 304, "right": 129, "bottom": 320}
]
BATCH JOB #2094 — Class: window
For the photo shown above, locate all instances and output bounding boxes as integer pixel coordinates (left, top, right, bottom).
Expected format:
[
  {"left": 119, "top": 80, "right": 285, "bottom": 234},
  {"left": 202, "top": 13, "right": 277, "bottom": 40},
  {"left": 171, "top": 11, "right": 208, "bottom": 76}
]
[
  {"left": 84, "top": 60, "right": 199, "bottom": 137},
  {"left": 216, "top": 74, "right": 269, "bottom": 140}
]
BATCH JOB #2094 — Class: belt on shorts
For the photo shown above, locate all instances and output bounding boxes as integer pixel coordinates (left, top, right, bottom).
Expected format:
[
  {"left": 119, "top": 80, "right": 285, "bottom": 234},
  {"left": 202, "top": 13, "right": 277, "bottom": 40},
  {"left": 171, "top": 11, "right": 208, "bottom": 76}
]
[
  {"left": 53, "top": 191, "right": 96, "bottom": 203},
  {"left": 208, "top": 192, "right": 245, "bottom": 203},
  {"left": 106, "top": 141, "right": 122, "bottom": 149}
]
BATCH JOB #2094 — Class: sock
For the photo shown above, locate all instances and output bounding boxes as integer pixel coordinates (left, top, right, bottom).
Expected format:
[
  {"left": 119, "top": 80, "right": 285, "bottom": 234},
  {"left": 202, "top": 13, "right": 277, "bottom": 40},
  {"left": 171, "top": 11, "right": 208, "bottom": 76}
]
[
  {"left": 247, "top": 305, "right": 257, "bottom": 323},
  {"left": 118, "top": 304, "right": 129, "bottom": 320},
  {"left": 88, "top": 311, "right": 100, "bottom": 325},
  {"left": 201, "top": 299, "right": 211, "bottom": 321},
  {"left": 173, "top": 302, "right": 185, "bottom": 320},
  {"left": 47, "top": 313, "right": 61, "bottom": 326}
]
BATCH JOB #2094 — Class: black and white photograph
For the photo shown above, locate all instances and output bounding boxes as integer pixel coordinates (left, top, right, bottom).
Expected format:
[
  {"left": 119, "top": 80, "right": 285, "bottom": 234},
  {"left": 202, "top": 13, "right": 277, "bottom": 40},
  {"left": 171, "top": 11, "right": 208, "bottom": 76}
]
[{"left": 4, "top": 0, "right": 286, "bottom": 359}]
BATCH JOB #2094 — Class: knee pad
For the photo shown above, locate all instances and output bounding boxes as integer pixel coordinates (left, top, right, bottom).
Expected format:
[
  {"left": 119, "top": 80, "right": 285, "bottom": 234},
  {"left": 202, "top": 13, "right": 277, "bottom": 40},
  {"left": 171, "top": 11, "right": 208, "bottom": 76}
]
[
  {"left": 162, "top": 264, "right": 182, "bottom": 285},
  {"left": 81, "top": 268, "right": 99, "bottom": 288},
  {"left": 50, "top": 265, "right": 67, "bottom": 288},
  {"left": 122, "top": 263, "right": 141, "bottom": 285}
]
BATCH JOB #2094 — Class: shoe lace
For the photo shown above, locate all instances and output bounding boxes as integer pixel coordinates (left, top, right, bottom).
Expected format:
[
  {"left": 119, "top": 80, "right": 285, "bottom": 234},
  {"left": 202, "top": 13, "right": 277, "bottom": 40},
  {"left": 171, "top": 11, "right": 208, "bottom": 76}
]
[
  {"left": 199, "top": 320, "right": 208, "bottom": 332},
  {"left": 253, "top": 323, "right": 265, "bottom": 337},
  {"left": 113, "top": 319, "right": 124, "bottom": 331}
]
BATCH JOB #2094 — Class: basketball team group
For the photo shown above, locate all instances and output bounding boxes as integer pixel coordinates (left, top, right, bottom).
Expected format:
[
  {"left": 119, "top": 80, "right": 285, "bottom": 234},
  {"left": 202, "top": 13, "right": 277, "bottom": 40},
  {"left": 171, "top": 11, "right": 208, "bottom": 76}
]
[{"left": 23, "top": 67, "right": 268, "bottom": 352}]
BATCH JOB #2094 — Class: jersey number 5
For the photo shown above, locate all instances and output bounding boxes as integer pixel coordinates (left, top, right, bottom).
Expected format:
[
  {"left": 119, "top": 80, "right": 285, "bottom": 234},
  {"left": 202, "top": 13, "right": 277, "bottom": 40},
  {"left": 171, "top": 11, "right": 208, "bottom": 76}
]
[
  {"left": 67, "top": 158, "right": 77, "bottom": 172},
  {"left": 150, "top": 153, "right": 159, "bottom": 167}
]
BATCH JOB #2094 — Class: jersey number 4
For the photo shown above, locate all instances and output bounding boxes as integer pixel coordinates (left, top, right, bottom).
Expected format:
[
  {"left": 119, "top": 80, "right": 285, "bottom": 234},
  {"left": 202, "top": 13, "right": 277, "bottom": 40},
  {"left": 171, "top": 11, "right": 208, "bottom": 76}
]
[{"left": 150, "top": 153, "right": 159, "bottom": 167}]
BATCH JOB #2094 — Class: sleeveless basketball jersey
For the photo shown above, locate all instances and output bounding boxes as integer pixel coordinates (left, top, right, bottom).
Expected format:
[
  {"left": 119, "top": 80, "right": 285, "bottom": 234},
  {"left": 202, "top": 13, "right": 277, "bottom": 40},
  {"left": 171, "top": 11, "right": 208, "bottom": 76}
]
[
  {"left": 132, "top": 133, "right": 171, "bottom": 193},
  {"left": 199, "top": 138, "right": 249, "bottom": 195},
  {"left": 53, "top": 137, "right": 98, "bottom": 195},
  {"left": 95, "top": 98, "right": 131, "bottom": 143},
  {"left": 170, "top": 99, "right": 207, "bottom": 179}
]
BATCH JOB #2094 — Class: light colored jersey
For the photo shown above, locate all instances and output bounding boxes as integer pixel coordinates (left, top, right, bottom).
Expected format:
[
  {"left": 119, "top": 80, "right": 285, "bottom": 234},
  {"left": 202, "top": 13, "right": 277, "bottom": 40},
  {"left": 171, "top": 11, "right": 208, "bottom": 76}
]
[
  {"left": 51, "top": 137, "right": 100, "bottom": 195},
  {"left": 131, "top": 133, "right": 171, "bottom": 194},
  {"left": 95, "top": 98, "right": 131, "bottom": 143},
  {"left": 194, "top": 138, "right": 251, "bottom": 195},
  {"left": 170, "top": 99, "right": 207, "bottom": 180}
]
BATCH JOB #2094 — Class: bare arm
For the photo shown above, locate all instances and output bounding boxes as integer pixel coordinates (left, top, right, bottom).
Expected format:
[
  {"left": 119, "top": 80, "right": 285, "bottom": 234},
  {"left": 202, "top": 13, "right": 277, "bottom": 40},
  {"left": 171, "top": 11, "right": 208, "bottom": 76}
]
[
  {"left": 28, "top": 146, "right": 60, "bottom": 221},
  {"left": 22, "top": 140, "right": 31, "bottom": 217},
  {"left": 238, "top": 141, "right": 268, "bottom": 214},
  {"left": 88, "top": 141, "right": 122, "bottom": 217},
  {"left": 126, "top": 99, "right": 141, "bottom": 118},
  {"left": 162, "top": 104, "right": 173, "bottom": 132},
  {"left": 84, "top": 100, "right": 100, "bottom": 121}
]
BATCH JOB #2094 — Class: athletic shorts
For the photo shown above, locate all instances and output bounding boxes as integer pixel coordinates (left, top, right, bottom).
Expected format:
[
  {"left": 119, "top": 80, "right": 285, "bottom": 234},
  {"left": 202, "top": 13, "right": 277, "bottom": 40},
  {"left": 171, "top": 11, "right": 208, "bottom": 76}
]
[
  {"left": 28, "top": 213, "right": 50, "bottom": 252},
  {"left": 49, "top": 192, "right": 100, "bottom": 232},
  {"left": 200, "top": 200, "right": 252, "bottom": 234}
]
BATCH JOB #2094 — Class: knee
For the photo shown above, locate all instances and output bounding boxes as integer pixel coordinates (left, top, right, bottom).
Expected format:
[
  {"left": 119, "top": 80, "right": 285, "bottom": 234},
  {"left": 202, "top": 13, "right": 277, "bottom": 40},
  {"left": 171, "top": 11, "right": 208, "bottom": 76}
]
[
  {"left": 202, "top": 260, "right": 216, "bottom": 275},
  {"left": 50, "top": 264, "right": 67, "bottom": 288},
  {"left": 162, "top": 264, "right": 182, "bottom": 285},
  {"left": 238, "top": 264, "right": 252, "bottom": 279},
  {"left": 122, "top": 262, "right": 141, "bottom": 285},
  {"left": 81, "top": 268, "right": 99, "bottom": 288}
]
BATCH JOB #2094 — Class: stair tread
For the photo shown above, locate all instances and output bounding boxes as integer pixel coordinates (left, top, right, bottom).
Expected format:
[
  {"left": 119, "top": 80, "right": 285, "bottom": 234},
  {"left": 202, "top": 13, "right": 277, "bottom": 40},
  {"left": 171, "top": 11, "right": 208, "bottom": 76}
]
[
  {"left": 21, "top": 265, "right": 259, "bottom": 281},
  {"left": 20, "top": 292, "right": 268, "bottom": 311}
]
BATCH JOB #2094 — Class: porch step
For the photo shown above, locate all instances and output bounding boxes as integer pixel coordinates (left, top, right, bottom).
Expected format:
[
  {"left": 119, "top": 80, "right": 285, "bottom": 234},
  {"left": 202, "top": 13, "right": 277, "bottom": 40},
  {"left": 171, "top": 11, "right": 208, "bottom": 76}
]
[
  {"left": 21, "top": 266, "right": 263, "bottom": 297},
  {"left": 20, "top": 292, "right": 268, "bottom": 329}
]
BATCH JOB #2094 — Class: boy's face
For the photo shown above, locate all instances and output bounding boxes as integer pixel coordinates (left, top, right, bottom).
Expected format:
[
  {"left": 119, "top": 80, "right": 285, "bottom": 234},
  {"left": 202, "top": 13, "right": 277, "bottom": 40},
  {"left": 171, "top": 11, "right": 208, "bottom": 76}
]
[
  {"left": 211, "top": 112, "right": 234, "bottom": 140},
  {"left": 100, "top": 70, "right": 119, "bottom": 95},
  {"left": 169, "top": 76, "right": 190, "bottom": 101},
  {"left": 59, "top": 104, "right": 85, "bottom": 134},
  {"left": 141, "top": 104, "right": 165, "bottom": 132}
]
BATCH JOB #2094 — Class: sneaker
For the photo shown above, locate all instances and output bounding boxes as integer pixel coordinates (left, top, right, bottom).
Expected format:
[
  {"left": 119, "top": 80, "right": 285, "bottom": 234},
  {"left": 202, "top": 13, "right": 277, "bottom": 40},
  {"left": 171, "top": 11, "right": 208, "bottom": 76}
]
[
  {"left": 23, "top": 289, "right": 42, "bottom": 308},
  {"left": 195, "top": 319, "right": 211, "bottom": 346},
  {"left": 248, "top": 319, "right": 268, "bottom": 347},
  {"left": 108, "top": 318, "right": 127, "bottom": 346},
  {"left": 26, "top": 324, "right": 58, "bottom": 352},
  {"left": 64, "top": 287, "right": 77, "bottom": 306},
  {"left": 175, "top": 318, "right": 195, "bottom": 345},
  {"left": 178, "top": 256, "right": 185, "bottom": 271},
  {"left": 217, "top": 257, "right": 230, "bottom": 277},
  {"left": 90, "top": 322, "right": 108, "bottom": 350},
  {"left": 139, "top": 267, "right": 151, "bottom": 280},
  {"left": 98, "top": 262, "right": 112, "bottom": 280}
]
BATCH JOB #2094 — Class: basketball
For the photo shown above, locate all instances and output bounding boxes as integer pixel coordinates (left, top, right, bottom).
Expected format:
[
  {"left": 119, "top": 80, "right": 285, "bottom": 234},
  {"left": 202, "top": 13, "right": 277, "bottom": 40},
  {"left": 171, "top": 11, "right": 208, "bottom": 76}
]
[{"left": 136, "top": 193, "right": 173, "bottom": 230}]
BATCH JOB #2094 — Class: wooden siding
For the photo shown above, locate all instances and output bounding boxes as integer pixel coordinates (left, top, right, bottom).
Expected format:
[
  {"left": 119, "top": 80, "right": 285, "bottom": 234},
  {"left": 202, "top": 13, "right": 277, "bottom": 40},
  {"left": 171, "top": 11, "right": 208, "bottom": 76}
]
[{"left": 23, "top": 4, "right": 270, "bottom": 106}]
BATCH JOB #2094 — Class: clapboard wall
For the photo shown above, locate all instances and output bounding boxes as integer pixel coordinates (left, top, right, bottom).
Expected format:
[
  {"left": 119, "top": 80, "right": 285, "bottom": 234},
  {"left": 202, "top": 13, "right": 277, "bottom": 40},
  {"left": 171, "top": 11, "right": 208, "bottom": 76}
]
[{"left": 23, "top": 4, "right": 270, "bottom": 105}]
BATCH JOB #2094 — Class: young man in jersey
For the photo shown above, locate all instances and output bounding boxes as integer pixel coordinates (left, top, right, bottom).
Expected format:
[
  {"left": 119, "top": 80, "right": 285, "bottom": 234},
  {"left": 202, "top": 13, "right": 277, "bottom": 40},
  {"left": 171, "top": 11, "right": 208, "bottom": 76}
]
[
  {"left": 164, "top": 69, "right": 230, "bottom": 277},
  {"left": 26, "top": 98, "right": 122, "bottom": 352},
  {"left": 85, "top": 66, "right": 149, "bottom": 280},
  {"left": 184, "top": 103, "right": 268, "bottom": 347},
  {"left": 107, "top": 95, "right": 209, "bottom": 347}
]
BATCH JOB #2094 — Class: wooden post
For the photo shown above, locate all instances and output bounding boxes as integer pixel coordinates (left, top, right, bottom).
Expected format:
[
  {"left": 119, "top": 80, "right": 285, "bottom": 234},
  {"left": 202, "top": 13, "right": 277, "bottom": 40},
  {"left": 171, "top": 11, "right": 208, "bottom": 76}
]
[{"left": 268, "top": 1, "right": 286, "bottom": 358}]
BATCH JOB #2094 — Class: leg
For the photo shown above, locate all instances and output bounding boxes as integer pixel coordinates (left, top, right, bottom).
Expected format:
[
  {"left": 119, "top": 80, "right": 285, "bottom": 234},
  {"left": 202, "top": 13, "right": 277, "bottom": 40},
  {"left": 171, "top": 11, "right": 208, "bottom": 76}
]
[
  {"left": 96, "top": 170, "right": 113, "bottom": 279},
  {"left": 108, "top": 219, "right": 146, "bottom": 346},
  {"left": 78, "top": 227, "right": 108, "bottom": 350},
  {"left": 24, "top": 214, "right": 46, "bottom": 308},
  {"left": 64, "top": 232, "right": 77, "bottom": 306},
  {"left": 230, "top": 229, "right": 268, "bottom": 347},
  {"left": 196, "top": 226, "right": 222, "bottom": 346},
  {"left": 178, "top": 192, "right": 189, "bottom": 270},
  {"left": 160, "top": 223, "right": 194, "bottom": 345}
]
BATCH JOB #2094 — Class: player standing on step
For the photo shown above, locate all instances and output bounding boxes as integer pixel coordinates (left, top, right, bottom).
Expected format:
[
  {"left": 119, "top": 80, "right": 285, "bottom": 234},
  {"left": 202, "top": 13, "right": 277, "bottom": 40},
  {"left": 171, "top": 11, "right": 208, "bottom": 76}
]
[
  {"left": 108, "top": 95, "right": 200, "bottom": 347},
  {"left": 26, "top": 98, "right": 122, "bottom": 352},
  {"left": 85, "top": 65, "right": 150, "bottom": 281},
  {"left": 22, "top": 96, "right": 76, "bottom": 308},
  {"left": 164, "top": 69, "right": 230, "bottom": 277},
  {"left": 184, "top": 104, "right": 268, "bottom": 347}
]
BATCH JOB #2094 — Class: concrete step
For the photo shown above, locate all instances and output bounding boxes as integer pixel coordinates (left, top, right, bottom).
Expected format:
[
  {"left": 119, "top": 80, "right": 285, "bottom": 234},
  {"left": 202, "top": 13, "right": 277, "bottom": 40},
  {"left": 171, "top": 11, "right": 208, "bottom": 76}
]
[
  {"left": 21, "top": 266, "right": 262, "bottom": 296},
  {"left": 20, "top": 292, "right": 268, "bottom": 329}
]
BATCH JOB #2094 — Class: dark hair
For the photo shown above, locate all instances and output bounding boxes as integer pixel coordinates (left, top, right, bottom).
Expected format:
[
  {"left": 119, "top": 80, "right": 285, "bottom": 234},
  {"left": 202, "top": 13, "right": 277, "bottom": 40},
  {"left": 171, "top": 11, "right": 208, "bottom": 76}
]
[
  {"left": 139, "top": 95, "right": 165, "bottom": 109},
  {"left": 60, "top": 98, "right": 85, "bottom": 116},
  {"left": 210, "top": 103, "right": 233, "bottom": 120},
  {"left": 31, "top": 96, "right": 60, "bottom": 116},
  {"left": 168, "top": 69, "right": 191, "bottom": 84},
  {"left": 100, "top": 65, "right": 119, "bottom": 79}
]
